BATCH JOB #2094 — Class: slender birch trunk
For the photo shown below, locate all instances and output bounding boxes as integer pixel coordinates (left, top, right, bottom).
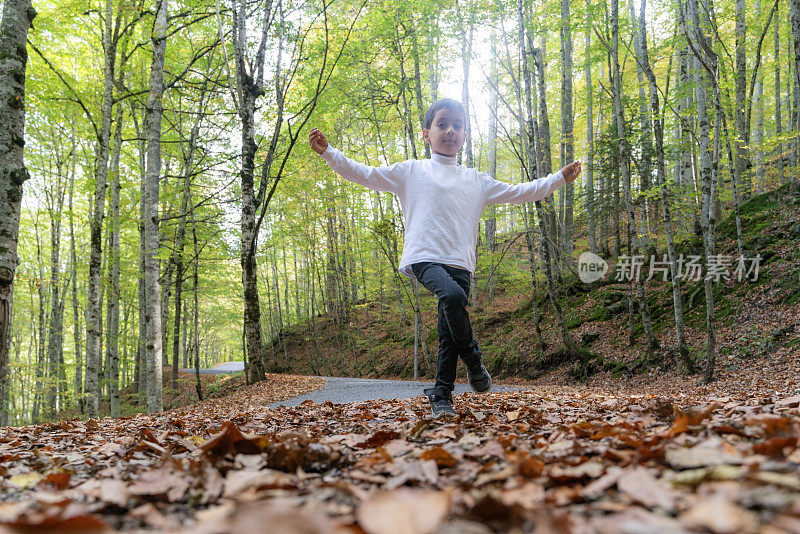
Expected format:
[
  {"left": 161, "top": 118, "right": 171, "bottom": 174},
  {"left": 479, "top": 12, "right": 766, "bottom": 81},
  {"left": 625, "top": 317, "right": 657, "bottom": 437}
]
[
  {"left": 85, "top": 0, "right": 117, "bottom": 419},
  {"left": 585, "top": 4, "right": 597, "bottom": 254},
  {"left": 791, "top": 0, "right": 800, "bottom": 173},
  {"left": 754, "top": 0, "right": 765, "bottom": 193},
  {"left": 46, "top": 151, "right": 67, "bottom": 418},
  {"left": 611, "top": 0, "right": 659, "bottom": 353},
  {"left": 639, "top": 0, "right": 692, "bottom": 371},
  {"left": 735, "top": 0, "right": 752, "bottom": 199},
  {"left": 106, "top": 66, "right": 125, "bottom": 417},
  {"left": 776, "top": 0, "right": 784, "bottom": 182},
  {"left": 144, "top": 0, "right": 168, "bottom": 413},
  {"left": 561, "top": 0, "right": 574, "bottom": 262},
  {"left": 684, "top": 0, "right": 720, "bottom": 383},
  {"left": 68, "top": 139, "right": 83, "bottom": 414}
]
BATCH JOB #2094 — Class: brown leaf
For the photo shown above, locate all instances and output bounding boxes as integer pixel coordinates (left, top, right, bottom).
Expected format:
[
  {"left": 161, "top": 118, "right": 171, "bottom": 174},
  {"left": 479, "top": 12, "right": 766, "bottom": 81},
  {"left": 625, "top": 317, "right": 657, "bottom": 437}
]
[
  {"left": 75, "top": 478, "right": 130, "bottom": 507},
  {"left": 680, "top": 498, "right": 758, "bottom": 533},
  {"left": 129, "top": 503, "right": 178, "bottom": 529},
  {"left": 517, "top": 455, "right": 545, "bottom": 478},
  {"left": 617, "top": 466, "right": 675, "bottom": 512},
  {"left": 357, "top": 488, "right": 450, "bottom": 534},
  {"left": 775, "top": 394, "right": 800, "bottom": 408},
  {"left": 591, "top": 507, "right": 688, "bottom": 533},
  {"left": 267, "top": 437, "right": 340, "bottom": 473},
  {"left": 665, "top": 441, "right": 744, "bottom": 469},
  {"left": 41, "top": 472, "right": 72, "bottom": 490},
  {"left": 670, "top": 404, "right": 716, "bottom": 435},
  {"left": 753, "top": 436, "right": 798, "bottom": 458},
  {"left": 128, "top": 467, "right": 190, "bottom": 502},
  {"left": 420, "top": 446, "right": 456, "bottom": 468},
  {"left": 2, "top": 500, "right": 110, "bottom": 532},
  {"left": 548, "top": 461, "right": 604, "bottom": 483},
  {"left": 385, "top": 459, "right": 438, "bottom": 489},
  {"left": 223, "top": 469, "right": 296, "bottom": 498},
  {"left": 200, "top": 421, "right": 270, "bottom": 459},
  {"left": 499, "top": 482, "right": 544, "bottom": 510},
  {"left": 356, "top": 431, "right": 400, "bottom": 449}
]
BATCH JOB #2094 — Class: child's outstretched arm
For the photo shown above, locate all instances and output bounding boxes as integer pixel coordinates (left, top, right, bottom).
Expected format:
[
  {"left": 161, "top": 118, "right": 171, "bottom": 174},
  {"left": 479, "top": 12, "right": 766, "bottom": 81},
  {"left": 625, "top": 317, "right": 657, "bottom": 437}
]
[
  {"left": 309, "top": 128, "right": 329, "bottom": 154},
  {"left": 481, "top": 160, "right": 582, "bottom": 205},
  {"left": 309, "top": 127, "right": 409, "bottom": 194}
]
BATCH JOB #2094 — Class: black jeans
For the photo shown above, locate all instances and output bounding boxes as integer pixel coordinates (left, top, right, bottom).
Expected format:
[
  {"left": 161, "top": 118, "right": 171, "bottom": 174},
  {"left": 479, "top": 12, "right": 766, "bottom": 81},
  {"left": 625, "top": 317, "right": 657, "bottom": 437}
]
[{"left": 411, "top": 261, "right": 481, "bottom": 394}]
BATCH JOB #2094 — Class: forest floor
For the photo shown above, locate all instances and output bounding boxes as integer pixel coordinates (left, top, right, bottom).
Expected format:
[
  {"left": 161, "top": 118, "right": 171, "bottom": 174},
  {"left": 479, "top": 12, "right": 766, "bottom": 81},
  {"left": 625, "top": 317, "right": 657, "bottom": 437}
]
[{"left": 1, "top": 185, "right": 799, "bottom": 532}]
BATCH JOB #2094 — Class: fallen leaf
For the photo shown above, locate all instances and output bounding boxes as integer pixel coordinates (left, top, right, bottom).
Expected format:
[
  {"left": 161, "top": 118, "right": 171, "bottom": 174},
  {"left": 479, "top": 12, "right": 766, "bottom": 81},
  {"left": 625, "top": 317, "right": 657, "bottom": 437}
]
[
  {"left": 680, "top": 498, "right": 758, "bottom": 533},
  {"left": 357, "top": 488, "right": 450, "bottom": 534},
  {"left": 9, "top": 472, "right": 43, "bottom": 489},
  {"left": 420, "top": 446, "right": 456, "bottom": 468},
  {"left": 617, "top": 466, "right": 675, "bottom": 512}
]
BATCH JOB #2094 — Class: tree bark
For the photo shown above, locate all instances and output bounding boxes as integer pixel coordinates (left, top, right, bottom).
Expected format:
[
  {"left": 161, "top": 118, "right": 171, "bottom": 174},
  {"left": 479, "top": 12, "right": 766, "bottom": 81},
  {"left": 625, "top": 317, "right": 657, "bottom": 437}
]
[
  {"left": 0, "top": 0, "right": 35, "bottom": 426},
  {"left": 791, "top": 0, "right": 800, "bottom": 171},
  {"left": 684, "top": 0, "right": 720, "bottom": 383},
  {"left": 754, "top": 0, "right": 765, "bottom": 193},
  {"left": 144, "top": 0, "right": 168, "bottom": 414},
  {"left": 85, "top": 0, "right": 117, "bottom": 419},
  {"left": 68, "top": 138, "right": 83, "bottom": 414},
  {"left": 106, "top": 65, "right": 125, "bottom": 418},
  {"left": 561, "top": 0, "right": 574, "bottom": 263},
  {"left": 458, "top": 3, "right": 474, "bottom": 167},
  {"left": 776, "top": 0, "right": 784, "bottom": 182},
  {"left": 611, "top": 0, "right": 659, "bottom": 353},
  {"left": 46, "top": 145, "right": 67, "bottom": 418},
  {"left": 735, "top": 0, "right": 752, "bottom": 199},
  {"left": 639, "top": 0, "right": 692, "bottom": 371},
  {"left": 585, "top": 3, "right": 597, "bottom": 255}
]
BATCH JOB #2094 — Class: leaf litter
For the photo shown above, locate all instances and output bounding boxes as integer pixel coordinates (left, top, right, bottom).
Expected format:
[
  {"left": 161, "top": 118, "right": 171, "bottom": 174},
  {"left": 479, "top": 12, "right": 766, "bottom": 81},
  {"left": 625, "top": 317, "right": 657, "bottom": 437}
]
[{"left": 1, "top": 378, "right": 800, "bottom": 532}]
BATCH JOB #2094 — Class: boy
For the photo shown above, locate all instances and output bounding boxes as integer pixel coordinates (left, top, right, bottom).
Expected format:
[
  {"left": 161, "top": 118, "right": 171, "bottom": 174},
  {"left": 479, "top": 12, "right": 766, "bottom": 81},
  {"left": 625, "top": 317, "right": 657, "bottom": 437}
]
[{"left": 310, "top": 98, "right": 581, "bottom": 418}]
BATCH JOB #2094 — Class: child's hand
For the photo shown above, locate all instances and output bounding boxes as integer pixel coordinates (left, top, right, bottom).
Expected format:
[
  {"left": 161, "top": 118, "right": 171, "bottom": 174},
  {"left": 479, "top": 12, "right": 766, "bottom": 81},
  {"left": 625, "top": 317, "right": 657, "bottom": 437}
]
[
  {"left": 309, "top": 127, "right": 329, "bottom": 155},
  {"left": 560, "top": 160, "right": 582, "bottom": 184}
]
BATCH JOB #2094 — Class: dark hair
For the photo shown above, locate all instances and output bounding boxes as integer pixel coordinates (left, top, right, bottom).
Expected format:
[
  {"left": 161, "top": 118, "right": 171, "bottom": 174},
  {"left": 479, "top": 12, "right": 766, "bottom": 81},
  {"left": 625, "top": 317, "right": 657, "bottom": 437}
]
[{"left": 424, "top": 98, "right": 466, "bottom": 129}]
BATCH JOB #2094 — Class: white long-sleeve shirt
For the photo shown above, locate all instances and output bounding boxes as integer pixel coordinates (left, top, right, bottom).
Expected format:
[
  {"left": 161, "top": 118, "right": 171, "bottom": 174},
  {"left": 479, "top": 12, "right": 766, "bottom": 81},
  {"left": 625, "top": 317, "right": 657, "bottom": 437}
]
[{"left": 320, "top": 146, "right": 566, "bottom": 279}]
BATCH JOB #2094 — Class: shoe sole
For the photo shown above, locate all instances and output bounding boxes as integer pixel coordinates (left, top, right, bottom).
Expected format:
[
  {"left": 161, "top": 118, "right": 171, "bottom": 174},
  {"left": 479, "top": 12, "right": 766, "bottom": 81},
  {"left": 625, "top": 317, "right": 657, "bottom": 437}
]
[
  {"left": 469, "top": 375, "right": 492, "bottom": 394},
  {"left": 429, "top": 403, "right": 458, "bottom": 419}
]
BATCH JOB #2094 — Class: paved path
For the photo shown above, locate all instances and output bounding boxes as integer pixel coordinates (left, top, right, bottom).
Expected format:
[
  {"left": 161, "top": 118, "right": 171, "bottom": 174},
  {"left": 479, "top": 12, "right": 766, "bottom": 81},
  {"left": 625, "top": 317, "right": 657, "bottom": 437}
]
[
  {"left": 181, "top": 362, "right": 524, "bottom": 407},
  {"left": 267, "top": 376, "right": 523, "bottom": 408},
  {"left": 180, "top": 361, "right": 245, "bottom": 375}
]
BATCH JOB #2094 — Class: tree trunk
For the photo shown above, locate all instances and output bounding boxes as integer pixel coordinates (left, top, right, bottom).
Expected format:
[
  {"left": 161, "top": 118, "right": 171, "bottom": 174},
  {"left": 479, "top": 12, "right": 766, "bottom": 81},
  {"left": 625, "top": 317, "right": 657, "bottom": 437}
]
[
  {"left": 585, "top": 4, "right": 597, "bottom": 255},
  {"left": 754, "top": 0, "right": 765, "bottom": 193},
  {"left": 521, "top": 0, "right": 576, "bottom": 355},
  {"left": 486, "top": 34, "right": 498, "bottom": 301},
  {"left": 190, "top": 194, "right": 202, "bottom": 401},
  {"left": 409, "top": 17, "right": 430, "bottom": 159},
  {"left": 612, "top": 0, "right": 659, "bottom": 353},
  {"left": 685, "top": 0, "right": 720, "bottom": 382},
  {"left": 561, "top": 0, "right": 574, "bottom": 263},
  {"left": 639, "top": 0, "right": 692, "bottom": 371},
  {"left": 776, "top": 0, "right": 784, "bottom": 182},
  {"left": 458, "top": 7, "right": 474, "bottom": 168},
  {"left": 69, "top": 139, "right": 83, "bottom": 414},
  {"left": 106, "top": 68, "right": 125, "bottom": 418},
  {"left": 144, "top": 0, "right": 168, "bottom": 414},
  {"left": 791, "top": 0, "right": 800, "bottom": 172},
  {"left": 85, "top": 0, "right": 117, "bottom": 419},
  {"left": 735, "top": 0, "right": 752, "bottom": 199},
  {"left": 0, "top": 0, "right": 34, "bottom": 427},
  {"left": 46, "top": 152, "right": 66, "bottom": 418}
]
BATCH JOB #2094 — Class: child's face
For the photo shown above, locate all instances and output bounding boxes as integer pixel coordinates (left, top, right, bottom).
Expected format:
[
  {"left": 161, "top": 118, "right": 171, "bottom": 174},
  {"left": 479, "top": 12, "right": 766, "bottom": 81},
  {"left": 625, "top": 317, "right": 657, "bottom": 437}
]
[{"left": 422, "top": 108, "right": 466, "bottom": 158}]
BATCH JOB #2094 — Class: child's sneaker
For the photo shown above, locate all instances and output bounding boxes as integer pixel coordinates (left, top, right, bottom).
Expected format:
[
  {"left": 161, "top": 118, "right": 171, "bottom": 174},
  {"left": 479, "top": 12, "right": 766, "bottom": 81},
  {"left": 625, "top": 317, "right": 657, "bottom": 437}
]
[
  {"left": 462, "top": 353, "right": 492, "bottom": 394},
  {"left": 423, "top": 387, "right": 458, "bottom": 419}
]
